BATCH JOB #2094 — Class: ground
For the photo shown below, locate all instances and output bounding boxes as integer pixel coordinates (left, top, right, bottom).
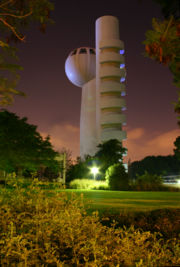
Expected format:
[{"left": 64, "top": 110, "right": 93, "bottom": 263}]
[{"left": 60, "top": 189, "right": 180, "bottom": 214}]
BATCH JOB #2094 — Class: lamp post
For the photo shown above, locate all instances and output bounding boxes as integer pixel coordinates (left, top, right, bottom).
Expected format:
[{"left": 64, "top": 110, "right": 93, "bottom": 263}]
[{"left": 91, "top": 167, "right": 99, "bottom": 180}]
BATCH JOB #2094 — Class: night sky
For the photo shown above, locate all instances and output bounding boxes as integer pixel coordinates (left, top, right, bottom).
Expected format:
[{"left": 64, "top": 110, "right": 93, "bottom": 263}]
[{"left": 8, "top": 0, "right": 179, "bottom": 162}]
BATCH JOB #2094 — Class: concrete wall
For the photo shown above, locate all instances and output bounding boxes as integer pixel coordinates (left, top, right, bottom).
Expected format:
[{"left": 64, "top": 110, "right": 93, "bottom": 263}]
[
  {"left": 80, "top": 78, "right": 97, "bottom": 158},
  {"left": 96, "top": 16, "right": 127, "bottom": 145}
]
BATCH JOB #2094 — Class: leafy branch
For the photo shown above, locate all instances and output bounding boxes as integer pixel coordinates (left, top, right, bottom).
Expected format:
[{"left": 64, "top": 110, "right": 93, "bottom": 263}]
[
  {"left": 0, "top": 0, "right": 54, "bottom": 106},
  {"left": 143, "top": 16, "right": 180, "bottom": 125}
]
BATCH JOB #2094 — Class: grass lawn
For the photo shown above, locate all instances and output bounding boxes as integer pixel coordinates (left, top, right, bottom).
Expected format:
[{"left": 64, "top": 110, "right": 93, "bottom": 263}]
[
  {"left": 60, "top": 189, "right": 180, "bottom": 214},
  {"left": 1, "top": 183, "right": 179, "bottom": 214}
]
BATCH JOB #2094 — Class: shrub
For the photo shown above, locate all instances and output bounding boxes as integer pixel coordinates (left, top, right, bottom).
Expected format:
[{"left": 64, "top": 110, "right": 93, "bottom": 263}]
[
  {"left": 132, "top": 171, "right": 163, "bottom": 191},
  {"left": 105, "top": 163, "right": 129, "bottom": 190},
  {"left": 100, "top": 208, "right": 180, "bottom": 239},
  {"left": 69, "top": 178, "right": 109, "bottom": 190},
  {"left": 0, "top": 179, "right": 180, "bottom": 266}
]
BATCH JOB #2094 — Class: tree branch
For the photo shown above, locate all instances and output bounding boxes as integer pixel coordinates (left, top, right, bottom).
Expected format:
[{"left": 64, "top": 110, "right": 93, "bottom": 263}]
[
  {"left": 162, "top": 16, "right": 174, "bottom": 41},
  {"left": 0, "top": 0, "right": 14, "bottom": 8},
  {"left": 0, "top": 10, "right": 33, "bottom": 19},
  {"left": 0, "top": 17, "right": 25, "bottom": 42}
]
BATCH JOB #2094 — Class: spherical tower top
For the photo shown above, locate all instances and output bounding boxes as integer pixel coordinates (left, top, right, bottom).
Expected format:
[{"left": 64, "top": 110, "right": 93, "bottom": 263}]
[{"left": 65, "top": 47, "right": 96, "bottom": 87}]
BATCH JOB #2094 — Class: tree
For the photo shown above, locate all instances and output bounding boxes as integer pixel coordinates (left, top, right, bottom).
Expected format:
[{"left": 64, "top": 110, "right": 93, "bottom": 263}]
[
  {"left": 94, "top": 139, "right": 127, "bottom": 178},
  {"left": 143, "top": 0, "right": 180, "bottom": 125},
  {"left": 0, "top": 0, "right": 54, "bottom": 106},
  {"left": 66, "top": 155, "right": 94, "bottom": 184},
  {"left": 66, "top": 140, "right": 127, "bottom": 183},
  {"left": 105, "top": 163, "right": 129, "bottom": 191},
  {"left": 0, "top": 110, "right": 59, "bottom": 176},
  {"left": 174, "top": 136, "right": 180, "bottom": 160},
  {"left": 134, "top": 171, "right": 163, "bottom": 191},
  {"left": 152, "top": 0, "right": 180, "bottom": 19},
  {"left": 58, "top": 147, "right": 73, "bottom": 171},
  {"left": 129, "top": 155, "right": 180, "bottom": 178}
]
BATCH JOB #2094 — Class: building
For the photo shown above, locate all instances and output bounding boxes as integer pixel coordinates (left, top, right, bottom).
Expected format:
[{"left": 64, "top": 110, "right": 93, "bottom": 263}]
[{"left": 65, "top": 16, "right": 127, "bottom": 159}]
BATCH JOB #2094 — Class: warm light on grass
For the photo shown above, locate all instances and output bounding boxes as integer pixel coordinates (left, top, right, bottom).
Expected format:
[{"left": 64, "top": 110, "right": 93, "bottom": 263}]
[{"left": 69, "top": 179, "right": 108, "bottom": 190}]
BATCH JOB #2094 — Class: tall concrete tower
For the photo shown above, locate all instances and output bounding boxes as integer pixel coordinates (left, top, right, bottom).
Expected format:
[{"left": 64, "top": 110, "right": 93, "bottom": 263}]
[{"left": 65, "top": 16, "right": 127, "bottom": 159}]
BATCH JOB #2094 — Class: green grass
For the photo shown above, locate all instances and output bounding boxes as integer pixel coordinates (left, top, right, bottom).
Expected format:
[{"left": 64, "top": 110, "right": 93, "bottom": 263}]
[
  {"left": 1, "top": 183, "right": 180, "bottom": 214},
  {"left": 59, "top": 189, "right": 180, "bottom": 214}
]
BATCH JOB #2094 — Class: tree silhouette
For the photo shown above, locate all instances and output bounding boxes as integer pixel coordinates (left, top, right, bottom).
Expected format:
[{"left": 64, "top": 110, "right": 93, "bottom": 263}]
[
  {"left": 0, "top": 110, "right": 58, "bottom": 176},
  {"left": 95, "top": 139, "right": 127, "bottom": 178}
]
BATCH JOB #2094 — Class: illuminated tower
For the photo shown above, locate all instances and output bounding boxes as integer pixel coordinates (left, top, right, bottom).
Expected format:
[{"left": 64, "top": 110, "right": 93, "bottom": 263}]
[{"left": 65, "top": 16, "right": 127, "bottom": 159}]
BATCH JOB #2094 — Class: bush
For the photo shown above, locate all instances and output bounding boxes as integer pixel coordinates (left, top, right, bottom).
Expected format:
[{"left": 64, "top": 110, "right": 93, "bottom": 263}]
[
  {"left": 131, "top": 171, "right": 164, "bottom": 191},
  {"left": 69, "top": 178, "right": 109, "bottom": 190},
  {"left": 0, "top": 179, "right": 180, "bottom": 266},
  {"left": 100, "top": 208, "right": 180, "bottom": 239},
  {"left": 105, "top": 163, "right": 129, "bottom": 190}
]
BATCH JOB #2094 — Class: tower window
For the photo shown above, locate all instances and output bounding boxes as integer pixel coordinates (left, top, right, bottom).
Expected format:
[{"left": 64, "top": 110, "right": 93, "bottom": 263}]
[
  {"left": 119, "top": 49, "right": 125, "bottom": 55},
  {"left": 79, "top": 48, "right": 87, "bottom": 54},
  {"left": 121, "top": 91, "right": 126, "bottom": 96},
  {"left": 90, "top": 48, "right": 96, "bottom": 55},
  {"left": 120, "top": 77, "right": 126, "bottom": 83},
  {"left": 120, "top": 63, "right": 125, "bottom": 69}
]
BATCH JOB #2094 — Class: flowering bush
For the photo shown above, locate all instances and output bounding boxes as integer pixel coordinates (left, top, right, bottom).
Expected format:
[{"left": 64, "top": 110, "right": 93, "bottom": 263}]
[{"left": 0, "top": 178, "right": 179, "bottom": 266}]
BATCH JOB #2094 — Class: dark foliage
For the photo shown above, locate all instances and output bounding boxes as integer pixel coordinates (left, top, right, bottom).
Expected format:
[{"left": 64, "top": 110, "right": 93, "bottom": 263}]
[
  {"left": 143, "top": 0, "right": 180, "bottom": 126},
  {"left": 101, "top": 208, "right": 180, "bottom": 239},
  {"left": 0, "top": 110, "right": 59, "bottom": 176},
  {"left": 174, "top": 136, "right": 180, "bottom": 160},
  {"left": 152, "top": 0, "right": 180, "bottom": 19},
  {"left": 129, "top": 155, "right": 180, "bottom": 178},
  {"left": 66, "top": 139, "right": 126, "bottom": 183},
  {"left": 105, "top": 163, "right": 129, "bottom": 191},
  {"left": 66, "top": 156, "right": 96, "bottom": 184},
  {"left": 95, "top": 139, "right": 126, "bottom": 180}
]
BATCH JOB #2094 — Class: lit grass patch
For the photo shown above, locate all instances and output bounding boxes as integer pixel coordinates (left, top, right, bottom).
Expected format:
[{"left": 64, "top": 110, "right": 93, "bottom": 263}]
[
  {"left": 69, "top": 179, "right": 108, "bottom": 190},
  {"left": 61, "top": 189, "right": 180, "bottom": 213}
]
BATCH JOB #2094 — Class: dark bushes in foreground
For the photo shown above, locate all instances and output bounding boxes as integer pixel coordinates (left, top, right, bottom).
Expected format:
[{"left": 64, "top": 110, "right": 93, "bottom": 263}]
[{"left": 100, "top": 208, "right": 180, "bottom": 239}]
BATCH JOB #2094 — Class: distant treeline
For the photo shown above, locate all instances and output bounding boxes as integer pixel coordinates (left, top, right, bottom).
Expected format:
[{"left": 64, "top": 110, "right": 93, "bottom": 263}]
[{"left": 129, "top": 155, "right": 180, "bottom": 178}]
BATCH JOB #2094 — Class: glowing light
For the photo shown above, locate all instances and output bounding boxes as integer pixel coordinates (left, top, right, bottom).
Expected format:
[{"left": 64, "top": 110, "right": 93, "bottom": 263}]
[
  {"left": 121, "top": 91, "right": 126, "bottom": 96},
  {"left": 122, "top": 107, "right": 126, "bottom": 111},
  {"left": 120, "top": 63, "right": 125, "bottom": 69},
  {"left": 90, "top": 167, "right": 99, "bottom": 180},
  {"left": 120, "top": 77, "right": 125, "bottom": 82},
  {"left": 119, "top": 49, "right": 125, "bottom": 55}
]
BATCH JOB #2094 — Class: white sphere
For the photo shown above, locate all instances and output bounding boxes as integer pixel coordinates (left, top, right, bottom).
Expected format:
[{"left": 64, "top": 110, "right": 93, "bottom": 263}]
[{"left": 65, "top": 47, "right": 96, "bottom": 87}]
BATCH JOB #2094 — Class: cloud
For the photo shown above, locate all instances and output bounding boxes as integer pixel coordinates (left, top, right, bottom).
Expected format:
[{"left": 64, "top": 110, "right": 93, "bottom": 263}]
[
  {"left": 148, "top": 130, "right": 179, "bottom": 150},
  {"left": 125, "top": 128, "right": 179, "bottom": 162},
  {"left": 40, "top": 124, "right": 80, "bottom": 159},
  {"left": 40, "top": 123, "right": 179, "bottom": 163},
  {"left": 127, "top": 128, "right": 145, "bottom": 140}
]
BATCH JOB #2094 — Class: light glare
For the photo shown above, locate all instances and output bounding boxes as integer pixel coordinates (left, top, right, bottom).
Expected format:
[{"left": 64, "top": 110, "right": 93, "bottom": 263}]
[
  {"left": 91, "top": 167, "right": 99, "bottom": 175},
  {"left": 90, "top": 166, "right": 99, "bottom": 180}
]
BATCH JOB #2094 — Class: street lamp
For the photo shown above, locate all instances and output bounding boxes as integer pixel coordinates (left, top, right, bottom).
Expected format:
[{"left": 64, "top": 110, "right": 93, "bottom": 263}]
[{"left": 91, "top": 167, "right": 99, "bottom": 180}]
